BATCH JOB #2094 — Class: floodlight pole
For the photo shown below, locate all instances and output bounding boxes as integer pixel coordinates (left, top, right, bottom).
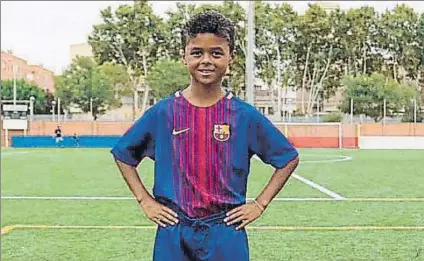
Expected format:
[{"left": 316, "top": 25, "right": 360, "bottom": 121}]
[{"left": 246, "top": 1, "right": 255, "bottom": 106}]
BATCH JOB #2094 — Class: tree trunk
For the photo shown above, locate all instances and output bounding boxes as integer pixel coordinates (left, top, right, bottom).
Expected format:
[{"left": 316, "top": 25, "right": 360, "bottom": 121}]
[
  {"left": 362, "top": 44, "right": 367, "bottom": 74},
  {"left": 307, "top": 45, "right": 333, "bottom": 116},
  {"left": 140, "top": 50, "right": 150, "bottom": 116},
  {"left": 301, "top": 45, "right": 312, "bottom": 115},
  {"left": 346, "top": 57, "right": 350, "bottom": 76},
  {"left": 393, "top": 55, "right": 397, "bottom": 82},
  {"left": 132, "top": 79, "right": 138, "bottom": 121},
  {"left": 307, "top": 61, "right": 319, "bottom": 115}
]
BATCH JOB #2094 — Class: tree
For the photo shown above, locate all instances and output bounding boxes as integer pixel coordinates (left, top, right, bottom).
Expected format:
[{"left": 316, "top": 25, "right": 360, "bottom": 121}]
[
  {"left": 296, "top": 4, "right": 334, "bottom": 115},
  {"left": 146, "top": 60, "right": 190, "bottom": 99},
  {"left": 343, "top": 6, "right": 380, "bottom": 76},
  {"left": 163, "top": 2, "right": 197, "bottom": 61},
  {"left": 401, "top": 85, "right": 423, "bottom": 122},
  {"left": 88, "top": 1, "right": 165, "bottom": 119},
  {"left": 56, "top": 57, "right": 119, "bottom": 120},
  {"left": 340, "top": 73, "right": 411, "bottom": 122},
  {"left": 254, "top": 2, "right": 299, "bottom": 116},
  {"left": 417, "top": 13, "right": 424, "bottom": 89},
  {"left": 377, "top": 4, "right": 420, "bottom": 81},
  {"left": 255, "top": 1, "right": 278, "bottom": 110},
  {"left": 98, "top": 62, "right": 132, "bottom": 98},
  {"left": 0, "top": 79, "right": 53, "bottom": 114}
]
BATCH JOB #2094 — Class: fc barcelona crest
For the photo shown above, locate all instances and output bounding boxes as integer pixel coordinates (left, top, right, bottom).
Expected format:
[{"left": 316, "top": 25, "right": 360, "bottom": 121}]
[{"left": 213, "top": 124, "right": 231, "bottom": 142}]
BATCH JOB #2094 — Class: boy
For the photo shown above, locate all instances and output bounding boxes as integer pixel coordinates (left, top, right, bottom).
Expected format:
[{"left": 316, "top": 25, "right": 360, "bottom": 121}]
[{"left": 111, "top": 10, "right": 299, "bottom": 261}]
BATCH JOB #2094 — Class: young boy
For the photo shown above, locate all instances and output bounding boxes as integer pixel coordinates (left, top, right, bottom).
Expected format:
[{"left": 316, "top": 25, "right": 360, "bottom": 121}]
[{"left": 111, "top": 10, "right": 299, "bottom": 261}]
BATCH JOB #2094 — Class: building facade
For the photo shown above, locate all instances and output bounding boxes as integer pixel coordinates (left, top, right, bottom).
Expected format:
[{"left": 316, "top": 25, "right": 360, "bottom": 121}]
[
  {"left": 70, "top": 43, "right": 93, "bottom": 63},
  {"left": 1, "top": 50, "right": 55, "bottom": 93}
]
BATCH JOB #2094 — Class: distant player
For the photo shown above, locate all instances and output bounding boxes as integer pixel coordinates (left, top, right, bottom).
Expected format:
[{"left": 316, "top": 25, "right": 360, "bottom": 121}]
[
  {"left": 54, "top": 126, "right": 63, "bottom": 144},
  {"left": 111, "top": 11, "right": 299, "bottom": 261},
  {"left": 72, "top": 133, "right": 80, "bottom": 148}
]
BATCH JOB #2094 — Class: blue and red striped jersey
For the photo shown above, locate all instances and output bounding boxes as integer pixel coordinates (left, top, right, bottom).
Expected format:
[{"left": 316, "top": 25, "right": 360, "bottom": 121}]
[{"left": 111, "top": 91, "right": 298, "bottom": 218}]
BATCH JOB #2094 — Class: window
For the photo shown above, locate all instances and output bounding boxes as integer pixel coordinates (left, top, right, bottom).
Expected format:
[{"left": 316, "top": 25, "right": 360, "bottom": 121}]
[
  {"left": 1, "top": 61, "right": 5, "bottom": 71},
  {"left": 149, "top": 98, "right": 155, "bottom": 106},
  {"left": 268, "top": 107, "right": 274, "bottom": 115}
]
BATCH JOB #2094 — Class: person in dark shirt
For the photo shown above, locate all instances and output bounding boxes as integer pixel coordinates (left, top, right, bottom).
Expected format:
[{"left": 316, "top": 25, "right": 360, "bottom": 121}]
[{"left": 54, "top": 126, "right": 63, "bottom": 144}]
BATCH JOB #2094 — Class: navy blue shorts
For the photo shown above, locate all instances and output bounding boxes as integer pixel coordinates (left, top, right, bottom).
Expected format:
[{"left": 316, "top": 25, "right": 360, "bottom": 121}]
[{"left": 153, "top": 198, "right": 249, "bottom": 261}]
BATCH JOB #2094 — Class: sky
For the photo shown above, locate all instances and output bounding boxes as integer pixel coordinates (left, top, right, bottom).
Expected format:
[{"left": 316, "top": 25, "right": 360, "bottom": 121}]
[{"left": 1, "top": 1, "right": 423, "bottom": 75}]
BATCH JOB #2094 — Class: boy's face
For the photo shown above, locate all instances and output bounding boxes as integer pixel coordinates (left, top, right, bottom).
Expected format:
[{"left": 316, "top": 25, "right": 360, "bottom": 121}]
[{"left": 183, "top": 33, "right": 235, "bottom": 87}]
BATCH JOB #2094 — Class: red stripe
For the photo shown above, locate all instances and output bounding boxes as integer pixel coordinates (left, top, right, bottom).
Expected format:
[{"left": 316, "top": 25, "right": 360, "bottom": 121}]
[
  {"left": 215, "top": 101, "right": 221, "bottom": 206},
  {"left": 221, "top": 99, "right": 226, "bottom": 205},
  {"left": 198, "top": 109, "right": 206, "bottom": 215},
  {"left": 225, "top": 99, "right": 231, "bottom": 208},
  {"left": 182, "top": 98, "right": 188, "bottom": 215},
  {"left": 206, "top": 107, "right": 213, "bottom": 214},
  {"left": 211, "top": 105, "right": 217, "bottom": 213},
  {"left": 189, "top": 104, "right": 196, "bottom": 217},
  {"left": 177, "top": 94, "right": 186, "bottom": 206}
]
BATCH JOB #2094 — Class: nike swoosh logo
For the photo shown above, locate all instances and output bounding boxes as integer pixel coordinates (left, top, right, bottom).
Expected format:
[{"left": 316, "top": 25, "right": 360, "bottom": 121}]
[{"left": 172, "top": 128, "right": 190, "bottom": 135}]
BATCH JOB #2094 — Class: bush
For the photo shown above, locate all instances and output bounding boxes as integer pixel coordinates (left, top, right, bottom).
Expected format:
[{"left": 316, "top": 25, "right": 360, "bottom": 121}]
[{"left": 323, "top": 111, "right": 343, "bottom": 122}]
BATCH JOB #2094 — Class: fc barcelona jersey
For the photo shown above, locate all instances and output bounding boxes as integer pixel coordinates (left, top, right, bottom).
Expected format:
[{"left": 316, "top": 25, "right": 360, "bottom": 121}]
[{"left": 111, "top": 90, "right": 298, "bottom": 218}]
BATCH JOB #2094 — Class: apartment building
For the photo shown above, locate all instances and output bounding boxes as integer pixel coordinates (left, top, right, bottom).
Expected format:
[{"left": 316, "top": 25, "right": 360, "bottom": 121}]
[{"left": 1, "top": 50, "right": 55, "bottom": 93}]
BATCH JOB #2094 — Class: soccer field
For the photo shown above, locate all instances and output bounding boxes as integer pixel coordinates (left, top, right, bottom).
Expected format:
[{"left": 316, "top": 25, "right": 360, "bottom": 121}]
[{"left": 1, "top": 148, "right": 424, "bottom": 261}]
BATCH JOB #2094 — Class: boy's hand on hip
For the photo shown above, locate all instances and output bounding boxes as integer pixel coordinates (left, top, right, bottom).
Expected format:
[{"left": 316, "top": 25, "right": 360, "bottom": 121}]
[
  {"left": 139, "top": 197, "right": 179, "bottom": 227},
  {"left": 224, "top": 202, "right": 264, "bottom": 230}
]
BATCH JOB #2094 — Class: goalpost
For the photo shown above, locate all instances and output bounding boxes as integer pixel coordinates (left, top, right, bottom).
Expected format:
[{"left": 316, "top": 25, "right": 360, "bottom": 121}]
[{"left": 273, "top": 122, "right": 356, "bottom": 149}]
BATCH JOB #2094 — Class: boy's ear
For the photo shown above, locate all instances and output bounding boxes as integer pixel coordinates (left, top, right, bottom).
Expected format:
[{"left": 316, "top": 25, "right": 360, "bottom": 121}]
[
  {"left": 180, "top": 49, "right": 187, "bottom": 65},
  {"left": 230, "top": 49, "right": 237, "bottom": 64}
]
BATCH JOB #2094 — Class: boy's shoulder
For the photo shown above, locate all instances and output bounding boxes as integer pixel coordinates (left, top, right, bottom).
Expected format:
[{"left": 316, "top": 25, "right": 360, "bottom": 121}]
[
  {"left": 230, "top": 94, "right": 264, "bottom": 119},
  {"left": 144, "top": 92, "right": 177, "bottom": 114}
]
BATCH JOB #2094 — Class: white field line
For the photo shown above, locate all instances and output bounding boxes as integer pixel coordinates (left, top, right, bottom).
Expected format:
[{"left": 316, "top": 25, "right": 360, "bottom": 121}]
[
  {"left": 1, "top": 151, "right": 29, "bottom": 156},
  {"left": 292, "top": 174, "right": 346, "bottom": 200},
  {"left": 2, "top": 195, "right": 424, "bottom": 202},
  {"left": 292, "top": 154, "right": 350, "bottom": 199},
  {"left": 253, "top": 154, "right": 349, "bottom": 199},
  {"left": 299, "top": 155, "right": 353, "bottom": 164}
]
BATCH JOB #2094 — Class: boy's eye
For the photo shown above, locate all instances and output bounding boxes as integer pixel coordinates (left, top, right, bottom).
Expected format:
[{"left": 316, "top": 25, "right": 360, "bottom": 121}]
[
  {"left": 191, "top": 51, "right": 202, "bottom": 57},
  {"left": 212, "top": 51, "right": 223, "bottom": 57}
]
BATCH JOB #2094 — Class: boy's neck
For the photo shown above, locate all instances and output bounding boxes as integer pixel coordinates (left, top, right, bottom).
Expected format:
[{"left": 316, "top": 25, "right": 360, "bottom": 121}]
[{"left": 183, "top": 81, "right": 225, "bottom": 107}]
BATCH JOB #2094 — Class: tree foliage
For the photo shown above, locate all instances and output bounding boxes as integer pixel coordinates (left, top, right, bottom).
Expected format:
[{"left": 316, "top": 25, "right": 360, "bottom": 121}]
[
  {"left": 340, "top": 73, "right": 420, "bottom": 122},
  {"left": 146, "top": 60, "right": 190, "bottom": 99},
  {"left": 88, "top": 0, "right": 165, "bottom": 117},
  {"left": 0, "top": 79, "right": 54, "bottom": 114},
  {"left": 55, "top": 57, "right": 119, "bottom": 120},
  {"left": 88, "top": 1, "right": 424, "bottom": 118}
]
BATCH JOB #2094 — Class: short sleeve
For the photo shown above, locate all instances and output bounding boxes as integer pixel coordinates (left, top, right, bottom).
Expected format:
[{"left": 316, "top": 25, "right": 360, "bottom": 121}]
[
  {"left": 110, "top": 106, "right": 157, "bottom": 167},
  {"left": 248, "top": 109, "right": 298, "bottom": 169}
]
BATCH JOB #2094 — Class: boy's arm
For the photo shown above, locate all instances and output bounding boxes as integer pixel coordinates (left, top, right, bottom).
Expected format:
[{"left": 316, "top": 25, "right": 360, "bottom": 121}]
[
  {"left": 111, "top": 106, "right": 178, "bottom": 227},
  {"left": 114, "top": 159, "right": 179, "bottom": 227},
  {"left": 255, "top": 156, "right": 299, "bottom": 209},
  {"left": 224, "top": 107, "right": 299, "bottom": 230},
  {"left": 224, "top": 156, "right": 299, "bottom": 230}
]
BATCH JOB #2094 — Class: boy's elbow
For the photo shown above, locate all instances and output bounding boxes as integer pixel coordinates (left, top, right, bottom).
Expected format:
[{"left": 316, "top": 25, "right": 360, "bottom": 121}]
[{"left": 288, "top": 155, "right": 299, "bottom": 171}]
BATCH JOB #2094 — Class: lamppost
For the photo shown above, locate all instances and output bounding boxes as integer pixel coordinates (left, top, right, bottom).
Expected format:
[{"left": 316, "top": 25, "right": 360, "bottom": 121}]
[{"left": 51, "top": 100, "right": 56, "bottom": 121}]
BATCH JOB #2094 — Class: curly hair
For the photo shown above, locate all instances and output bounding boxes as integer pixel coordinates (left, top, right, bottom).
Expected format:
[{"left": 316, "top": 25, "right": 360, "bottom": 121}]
[{"left": 181, "top": 10, "right": 235, "bottom": 53}]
